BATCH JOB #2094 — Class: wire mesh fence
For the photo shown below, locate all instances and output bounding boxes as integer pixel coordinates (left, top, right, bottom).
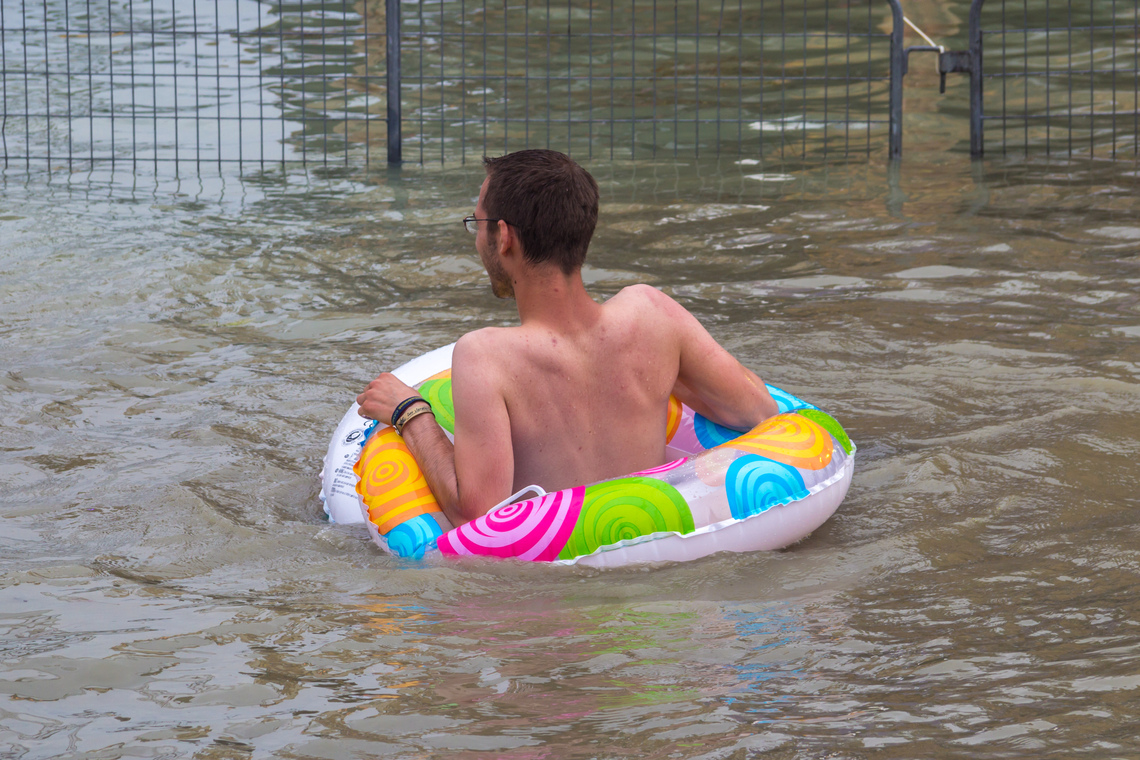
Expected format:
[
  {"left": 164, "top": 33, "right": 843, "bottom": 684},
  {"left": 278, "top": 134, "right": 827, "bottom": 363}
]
[
  {"left": 3, "top": 0, "right": 1138, "bottom": 172},
  {"left": 2, "top": 0, "right": 907, "bottom": 171},
  {"left": 397, "top": 0, "right": 900, "bottom": 162},
  {"left": 970, "top": 0, "right": 1140, "bottom": 157},
  {"left": 0, "top": 0, "right": 377, "bottom": 172}
]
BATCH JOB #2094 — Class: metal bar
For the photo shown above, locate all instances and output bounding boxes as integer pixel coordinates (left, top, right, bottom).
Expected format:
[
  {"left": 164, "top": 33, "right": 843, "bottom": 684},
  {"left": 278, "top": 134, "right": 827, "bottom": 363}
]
[
  {"left": 171, "top": 0, "right": 179, "bottom": 168},
  {"left": 215, "top": 0, "right": 223, "bottom": 169},
  {"left": 1067, "top": 0, "right": 1072, "bottom": 155},
  {"left": 0, "top": 0, "right": 7, "bottom": 169},
  {"left": 345, "top": 0, "right": 352, "bottom": 167},
  {"left": 865, "top": 0, "right": 871, "bottom": 153},
  {"left": 24, "top": 0, "right": 32, "bottom": 170},
  {"left": 1045, "top": 0, "right": 1050, "bottom": 154},
  {"left": 1000, "top": 0, "right": 1006, "bottom": 154},
  {"left": 652, "top": 0, "right": 658, "bottom": 156},
  {"left": 1023, "top": 0, "right": 1028, "bottom": 156},
  {"left": 547, "top": 0, "right": 553, "bottom": 152},
  {"left": 630, "top": 0, "right": 636, "bottom": 156},
  {"left": 386, "top": 0, "right": 401, "bottom": 163},
  {"left": 1089, "top": 2, "right": 1095, "bottom": 157},
  {"left": 844, "top": 0, "right": 851, "bottom": 153},
  {"left": 42, "top": 0, "right": 50, "bottom": 171},
  {"left": 1111, "top": 0, "right": 1117, "bottom": 157},
  {"left": 695, "top": 0, "right": 700, "bottom": 156},
  {"left": 526, "top": 0, "right": 531, "bottom": 149},
  {"left": 504, "top": 0, "right": 510, "bottom": 153},
  {"left": 193, "top": 0, "right": 202, "bottom": 170},
  {"left": 715, "top": 0, "right": 724, "bottom": 152},
  {"left": 414, "top": 0, "right": 422, "bottom": 164},
  {"left": 823, "top": 0, "right": 829, "bottom": 155},
  {"left": 736, "top": 0, "right": 743, "bottom": 152},
  {"left": 566, "top": 0, "right": 571, "bottom": 155},
  {"left": 758, "top": 0, "right": 764, "bottom": 156},
  {"left": 257, "top": 0, "right": 264, "bottom": 169},
  {"left": 887, "top": 0, "right": 904, "bottom": 158},
  {"left": 152, "top": 0, "right": 160, "bottom": 171},
  {"left": 779, "top": 0, "right": 785, "bottom": 158},
  {"left": 439, "top": 0, "right": 445, "bottom": 163},
  {"left": 587, "top": 0, "right": 593, "bottom": 158},
  {"left": 800, "top": 0, "right": 807, "bottom": 157},
  {"left": 482, "top": 0, "right": 487, "bottom": 156},
  {"left": 67, "top": 0, "right": 75, "bottom": 171},
  {"left": 969, "top": 0, "right": 984, "bottom": 156},
  {"left": 665, "top": 0, "right": 674, "bottom": 159}
]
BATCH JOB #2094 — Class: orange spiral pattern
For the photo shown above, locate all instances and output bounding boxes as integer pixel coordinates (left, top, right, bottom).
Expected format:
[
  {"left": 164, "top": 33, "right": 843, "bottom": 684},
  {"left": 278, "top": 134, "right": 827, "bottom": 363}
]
[
  {"left": 354, "top": 426, "right": 441, "bottom": 533},
  {"left": 665, "top": 395, "right": 682, "bottom": 443},
  {"left": 718, "top": 413, "right": 833, "bottom": 471},
  {"left": 419, "top": 368, "right": 451, "bottom": 385}
]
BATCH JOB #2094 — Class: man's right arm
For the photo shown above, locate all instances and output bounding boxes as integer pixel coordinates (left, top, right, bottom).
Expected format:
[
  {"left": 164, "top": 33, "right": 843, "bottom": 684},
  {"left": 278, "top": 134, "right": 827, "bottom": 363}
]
[
  {"left": 370, "top": 332, "right": 516, "bottom": 527},
  {"left": 446, "top": 331, "right": 517, "bottom": 521}
]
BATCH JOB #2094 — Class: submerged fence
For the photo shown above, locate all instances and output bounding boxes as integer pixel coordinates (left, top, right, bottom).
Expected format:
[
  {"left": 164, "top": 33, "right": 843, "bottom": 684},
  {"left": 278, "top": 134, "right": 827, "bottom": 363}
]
[
  {"left": 0, "top": 0, "right": 1137, "bottom": 172},
  {"left": 394, "top": 0, "right": 903, "bottom": 162},
  {"left": 969, "top": 0, "right": 1140, "bottom": 157}
]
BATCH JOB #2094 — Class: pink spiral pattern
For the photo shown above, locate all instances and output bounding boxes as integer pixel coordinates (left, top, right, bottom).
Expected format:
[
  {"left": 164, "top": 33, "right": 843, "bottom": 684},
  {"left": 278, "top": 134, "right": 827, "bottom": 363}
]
[
  {"left": 437, "top": 487, "right": 585, "bottom": 561},
  {"left": 633, "top": 458, "right": 687, "bottom": 477}
]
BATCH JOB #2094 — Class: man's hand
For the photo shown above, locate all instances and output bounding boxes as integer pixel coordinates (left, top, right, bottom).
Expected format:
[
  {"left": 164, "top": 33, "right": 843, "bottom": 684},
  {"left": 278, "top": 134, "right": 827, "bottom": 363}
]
[{"left": 357, "top": 373, "right": 420, "bottom": 424}]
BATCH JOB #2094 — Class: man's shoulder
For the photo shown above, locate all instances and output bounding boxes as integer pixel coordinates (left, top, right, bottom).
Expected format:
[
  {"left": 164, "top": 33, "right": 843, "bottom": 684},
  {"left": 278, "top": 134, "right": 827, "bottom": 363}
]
[
  {"left": 607, "top": 284, "right": 688, "bottom": 324},
  {"left": 453, "top": 326, "right": 528, "bottom": 372},
  {"left": 612, "top": 283, "right": 665, "bottom": 302},
  {"left": 455, "top": 326, "right": 512, "bottom": 358}
]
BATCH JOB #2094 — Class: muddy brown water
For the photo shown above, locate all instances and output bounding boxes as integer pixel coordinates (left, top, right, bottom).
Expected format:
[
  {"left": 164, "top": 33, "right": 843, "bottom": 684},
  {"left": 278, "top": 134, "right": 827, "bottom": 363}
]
[{"left": 3, "top": 79, "right": 1140, "bottom": 760}]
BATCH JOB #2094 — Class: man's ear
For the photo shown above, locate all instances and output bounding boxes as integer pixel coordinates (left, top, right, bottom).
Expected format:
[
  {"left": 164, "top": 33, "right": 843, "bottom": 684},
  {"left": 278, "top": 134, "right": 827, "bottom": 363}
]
[{"left": 496, "top": 219, "right": 513, "bottom": 256}]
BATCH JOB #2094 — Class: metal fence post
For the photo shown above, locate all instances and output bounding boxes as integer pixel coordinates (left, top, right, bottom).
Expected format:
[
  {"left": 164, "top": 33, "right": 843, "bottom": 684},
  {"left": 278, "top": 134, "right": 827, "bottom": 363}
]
[
  {"left": 887, "top": 0, "right": 905, "bottom": 159},
  {"left": 968, "top": 0, "right": 985, "bottom": 156},
  {"left": 386, "top": 0, "right": 402, "bottom": 164}
]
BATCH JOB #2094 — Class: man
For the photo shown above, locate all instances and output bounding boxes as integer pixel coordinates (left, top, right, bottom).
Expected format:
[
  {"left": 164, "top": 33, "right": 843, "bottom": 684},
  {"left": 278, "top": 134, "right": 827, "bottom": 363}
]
[{"left": 357, "top": 150, "right": 777, "bottom": 527}]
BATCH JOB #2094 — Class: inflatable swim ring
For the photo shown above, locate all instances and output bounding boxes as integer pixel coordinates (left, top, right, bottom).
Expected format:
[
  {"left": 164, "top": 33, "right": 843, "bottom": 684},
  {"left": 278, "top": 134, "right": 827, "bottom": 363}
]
[{"left": 319, "top": 343, "right": 855, "bottom": 568}]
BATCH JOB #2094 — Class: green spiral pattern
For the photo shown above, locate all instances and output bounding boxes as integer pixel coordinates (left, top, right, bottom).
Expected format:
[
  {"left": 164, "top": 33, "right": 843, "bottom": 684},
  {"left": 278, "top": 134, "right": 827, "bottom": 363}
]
[
  {"left": 795, "top": 409, "right": 854, "bottom": 455},
  {"left": 417, "top": 377, "right": 455, "bottom": 434},
  {"left": 558, "top": 477, "right": 694, "bottom": 560}
]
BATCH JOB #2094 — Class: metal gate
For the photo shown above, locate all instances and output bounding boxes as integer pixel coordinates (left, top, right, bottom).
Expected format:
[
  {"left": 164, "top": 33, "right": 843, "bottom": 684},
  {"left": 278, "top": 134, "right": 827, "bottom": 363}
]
[
  {"left": 965, "top": 0, "right": 1140, "bottom": 157},
  {"left": 0, "top": 0, "right": 904, "bottom": 170}
]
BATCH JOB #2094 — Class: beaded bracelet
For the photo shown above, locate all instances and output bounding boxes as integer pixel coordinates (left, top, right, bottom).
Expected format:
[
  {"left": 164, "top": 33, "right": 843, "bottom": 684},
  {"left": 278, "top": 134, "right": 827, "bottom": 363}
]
[
  {"left": 394, "top": 403, "right": 434, "bottom": 436},
  {"left": 390, "top": 396, "right": 430, "bottom": 428}
]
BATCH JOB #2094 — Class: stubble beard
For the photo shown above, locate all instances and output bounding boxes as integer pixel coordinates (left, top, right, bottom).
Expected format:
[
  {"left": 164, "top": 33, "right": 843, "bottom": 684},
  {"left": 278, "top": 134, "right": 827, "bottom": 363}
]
[
  {"left": 490, "top": 270, "right": 515, "bottom": 300},
  {"left": 484, "top": 252, "right": 515, "bottom": 299}
]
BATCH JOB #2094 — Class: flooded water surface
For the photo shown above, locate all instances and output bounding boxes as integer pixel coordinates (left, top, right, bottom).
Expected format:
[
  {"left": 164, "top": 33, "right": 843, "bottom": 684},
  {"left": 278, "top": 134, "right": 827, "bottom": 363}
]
[
  {"left": 3, "top": 149, "right": 1138, "bottom": 758},
  {"left": 3, "top": 24, "right": 1140, "bottom": 754}
]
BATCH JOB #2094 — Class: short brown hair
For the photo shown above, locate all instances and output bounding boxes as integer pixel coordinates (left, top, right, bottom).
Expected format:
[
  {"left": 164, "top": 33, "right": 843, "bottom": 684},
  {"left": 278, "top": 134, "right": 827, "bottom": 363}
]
[{"left": 482, "top": 150, "right": 599, "bottom": 274}]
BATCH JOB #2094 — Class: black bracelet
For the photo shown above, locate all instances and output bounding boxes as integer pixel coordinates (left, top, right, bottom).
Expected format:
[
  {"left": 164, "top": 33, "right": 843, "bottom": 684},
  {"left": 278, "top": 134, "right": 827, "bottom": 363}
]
[{"left": 390, "top": 396, "right": 430, "bottom": 428}]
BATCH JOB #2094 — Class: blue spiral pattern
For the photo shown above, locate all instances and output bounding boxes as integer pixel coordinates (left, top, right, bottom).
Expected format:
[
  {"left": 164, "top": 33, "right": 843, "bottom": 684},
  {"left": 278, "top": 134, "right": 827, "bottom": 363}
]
[
  {"left": 766, "top": 385, "right": 818, "bottom": 414},
  {"left": 693, "top": 414, "right": 743, "bottom": 449},
  {"left": 386, "top": 513, "right": 444, "bottom": 558},
  {"left": 725, "top": 454, "right": 809, "bottom": 519}
]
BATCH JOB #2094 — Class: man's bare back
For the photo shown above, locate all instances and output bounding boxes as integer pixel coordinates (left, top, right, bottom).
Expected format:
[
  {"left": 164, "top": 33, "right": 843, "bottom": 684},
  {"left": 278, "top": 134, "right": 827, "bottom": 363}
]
[
  {"left": 455, "top": 285, "right": 682, "bottom": 493},
  {"left": 357, "top": 150, "right": 776, "bottom": 527}
]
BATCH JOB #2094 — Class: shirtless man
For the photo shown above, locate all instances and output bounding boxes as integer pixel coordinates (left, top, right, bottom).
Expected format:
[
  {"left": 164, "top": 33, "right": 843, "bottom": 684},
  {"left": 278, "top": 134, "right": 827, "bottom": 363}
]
[{"left": 357, "top": 149, "right": 777, "bottom": 527}]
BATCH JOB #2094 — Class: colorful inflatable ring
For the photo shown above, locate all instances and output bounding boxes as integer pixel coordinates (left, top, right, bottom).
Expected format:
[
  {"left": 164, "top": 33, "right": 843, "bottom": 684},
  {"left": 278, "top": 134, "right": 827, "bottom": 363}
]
[{"left": 319, "top": 343, "right": 855, "bottom": 567}]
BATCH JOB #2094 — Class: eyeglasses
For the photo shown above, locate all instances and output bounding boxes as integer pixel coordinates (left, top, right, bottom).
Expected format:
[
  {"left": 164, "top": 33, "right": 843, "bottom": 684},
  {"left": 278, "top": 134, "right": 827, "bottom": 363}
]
[{"left": 462, "top": 215, "right": 521, "bottom": 234}]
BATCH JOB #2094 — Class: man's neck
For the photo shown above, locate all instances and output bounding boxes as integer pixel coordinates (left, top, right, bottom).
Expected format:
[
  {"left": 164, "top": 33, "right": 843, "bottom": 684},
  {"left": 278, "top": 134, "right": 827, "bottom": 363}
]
[{"left": 512, "top": 266, "right": 600, "bottom": 333}]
